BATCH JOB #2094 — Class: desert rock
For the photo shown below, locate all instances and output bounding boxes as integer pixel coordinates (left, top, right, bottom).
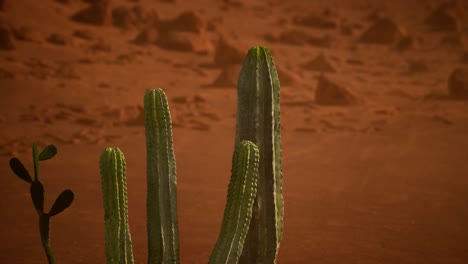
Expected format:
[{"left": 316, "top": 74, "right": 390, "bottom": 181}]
[
  {"left": 359, "top": 18, "right": 407, "bottom": 45},
  {"left": 71, "top": 1, "right": 110, "bottom": 26},
  {"left": 302, "top": 53, "right": 336, "bottom": 73},
  {"left": 214, "top": 35, "right": 246, "bottom": 66},
  {"left": 315, "top": 75, "right": 358, "bottom": 105},
  {"left": 73, "top": 29, "right": 94, "bottom": 40},
  {"left": 277, "top": 66, "right": 301, "bottom": 86},
  {"left": 272, "top": 29, "right": 311, "bottom": 45},
  {"left": 12, "top": 26, "right": 43, "bottom": 43},
  {"left": 272, "top": 29, "right": 332, "bottom": 47},
  {"left": 211, "top": 64, "right": 241, "bottom": 87},
  {"left": 440, "top": 32, "right": 466, "bottom": 47},
  {"left": 111, "top": 5, "right": 147, "bottom": 30},
  {"left": 395, "top": 35, "right": 419, "bottom": 51},
  {"left": 133, "top": 27, "right": 159, "bottom": 46},
  {"left": 0, "top": 22, "right": 14, "bottom": 50},
  {"left": 156, "top": 31, "right": 213, "bottom": 54},
  {"left": 407, "top": 60, "right": 429, "bottom": 74},
  {"left": 460, "top": 50, "right": 468, "bottom": 63},
  {"left": 47, "top": 33, "right": 72, "bottom": 46},
  {"left": 292, "top": 13, "right": 337, "bottom": 30},
  {"left": 425, "top": 0, "right": 464, "bottom": 32},
  {"left": 149, "top": 11, "right": 211, "bottom": 53},
  {"left": 448, "top": 67, "right": 468, "bottom": 99},
  {"left": 157, "top": 11, "right": 205, "bottom": 34}
]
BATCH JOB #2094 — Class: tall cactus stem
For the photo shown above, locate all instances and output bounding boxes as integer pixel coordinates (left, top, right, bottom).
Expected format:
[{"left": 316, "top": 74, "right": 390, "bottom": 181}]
[
  {"left": 209, "top": 140, "right": 260, "bottom": 264},
  {"left": 99, "top": 147, "right": 134, "bottom": 264},
  {"left": 236, "top": 46, "right": 284, "bottom": 264},
  {"left": 144, "top": 88, "right": 179, "bottom": 264}
]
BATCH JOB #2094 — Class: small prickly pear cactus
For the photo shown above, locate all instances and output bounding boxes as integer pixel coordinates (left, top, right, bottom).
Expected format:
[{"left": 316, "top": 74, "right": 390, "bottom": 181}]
[
  {"left": 99, "top": 147, "right": 134, "bottom": 264},
  {"left": 9, "top": 144, "right": 74, "bottom": 264},
  {"left": 235, "top": 46, "right": 284, "bottom": 264},
  {"left": 144, "top": 88, "right": 180, "bottom": 264},
  {"left": 209, "top": 140, "right": 259, "bottom": 264}
]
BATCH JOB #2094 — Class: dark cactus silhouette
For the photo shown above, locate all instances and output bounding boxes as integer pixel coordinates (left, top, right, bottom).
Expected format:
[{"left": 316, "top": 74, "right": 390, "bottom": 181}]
[{"left": 9, "top": 144, "right": 74, "bottom": 264}]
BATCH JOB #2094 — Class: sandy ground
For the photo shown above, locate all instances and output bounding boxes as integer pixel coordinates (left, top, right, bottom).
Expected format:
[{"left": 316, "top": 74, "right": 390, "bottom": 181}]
[{"left": 1, "top": 0, "right": 468, "bottom": 263}]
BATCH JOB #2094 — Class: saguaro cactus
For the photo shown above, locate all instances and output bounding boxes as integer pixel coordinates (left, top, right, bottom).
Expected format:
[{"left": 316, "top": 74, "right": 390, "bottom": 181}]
[
  {"left": 235, "top": 46, "right": 284, "bottom": 264},
  {"left": 209, "top": 140, "right": 259, "bottom": 264},
  {"left": 99, "top": 147, "right": 134, "bottom": 264},
  {"left": 97, "top": 45, "right": 284, "bottom": 264},
  {"left": 144, "top": 88, "right": 179, "bottom": 264},
  {"left": 9, "top": 144, "right": 74, "bottom": 264}
]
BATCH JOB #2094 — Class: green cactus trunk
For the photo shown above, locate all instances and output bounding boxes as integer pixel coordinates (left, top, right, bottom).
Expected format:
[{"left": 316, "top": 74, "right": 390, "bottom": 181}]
[
  {"left": 99, "top": 147, "right": 134, "bottom": 264},
  {"left": 144, "top": 88, "right": 179, "bottom": 264},
  {"left": 209, "top": 140, "right": 259, "bottom": 264},
  {"left": 235, "top": 46, "right": 284, "bottom": 264}
]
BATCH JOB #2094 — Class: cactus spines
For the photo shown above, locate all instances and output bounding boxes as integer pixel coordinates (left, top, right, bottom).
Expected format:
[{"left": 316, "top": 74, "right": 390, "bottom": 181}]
[
  {"left": 99, "top": 147, "right": 134, "bottom": 264},
  {"left": 236, "top": 46, "right": 284, "bottom": 263},
  {"left": 9, "top": 143, "right": 74, "bottom": 264},
  {"left": 209, "top": 140, "right": 260, "bottom": 264},
  {"left": 144, "top": 88, "right": 179, "bottom": 264}
]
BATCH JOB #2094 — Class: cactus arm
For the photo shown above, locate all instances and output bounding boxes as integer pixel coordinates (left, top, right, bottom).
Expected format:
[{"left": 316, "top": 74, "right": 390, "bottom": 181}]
[
  {"left": 209, "top": 140, "right": 259, "bottom": 264},
  {"left": 144, "top": 88, "right": 179, "bottom": 264},
  {"left": 209, "top": 141, "right": 244, "bottom": 262},
  {"left": 99, "top": 147, "right": 134, "bottom": 264},
  {"left": 116, "top": 148, "right": 133, "bottom": 264},
  {"left": 236, "top": 46, "right": 284, "bottom": 263},
  {"left": 33, "top": 143, "right": 39, "bottom": 181}
]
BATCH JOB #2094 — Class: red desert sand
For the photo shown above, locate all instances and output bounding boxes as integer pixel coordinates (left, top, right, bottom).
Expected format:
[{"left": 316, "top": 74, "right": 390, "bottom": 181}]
[{"left": 1, "top": 0, "right": 468, "bottom": 263}]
